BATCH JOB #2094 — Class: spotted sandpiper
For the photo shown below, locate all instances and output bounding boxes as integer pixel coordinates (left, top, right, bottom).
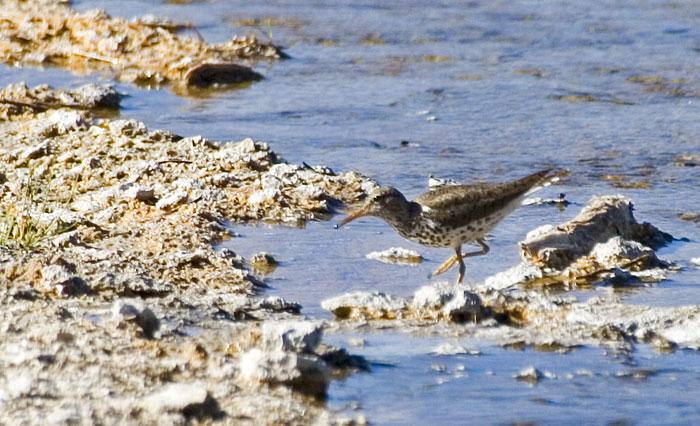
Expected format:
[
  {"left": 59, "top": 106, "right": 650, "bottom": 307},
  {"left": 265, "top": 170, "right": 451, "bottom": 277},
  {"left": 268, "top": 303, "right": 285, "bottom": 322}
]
[{"left": 337, "top": 169, "right": 563, "bottom": 284}]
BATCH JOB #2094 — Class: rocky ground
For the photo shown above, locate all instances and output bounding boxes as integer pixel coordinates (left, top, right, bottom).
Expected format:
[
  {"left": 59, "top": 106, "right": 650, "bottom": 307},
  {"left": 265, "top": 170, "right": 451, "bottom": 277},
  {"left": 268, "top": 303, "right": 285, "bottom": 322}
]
[
  {"left": 1, "top": 78, "right": 692, "bottom": 422},
  {"left": 1, "top": 80, "right": 698, "bottom": 425},
  {"left": 0, "top": 0, "right": 282, "bottom": 91},
  {"left": 1, "top": 1, "right": 699, "bottom": 424},
  {"left": 0, "top": 82, "right": 373, "bottom": 425}
]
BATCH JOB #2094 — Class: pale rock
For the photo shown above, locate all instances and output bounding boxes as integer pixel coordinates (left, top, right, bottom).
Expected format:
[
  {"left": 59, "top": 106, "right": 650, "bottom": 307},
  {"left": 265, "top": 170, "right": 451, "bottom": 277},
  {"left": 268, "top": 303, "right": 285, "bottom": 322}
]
[
  {"left": 51, "top": 231, "right": 80, "bottom": 248},
  {"left": 48, "top": 109, "right": 87, "bottom": 133},
  {"left": 173, "top": 177, "right": 201, "bottom": 190},
  {"left": 5, "top": 371, "right": 33, "bottom": 399},
  {"left": 117, "top": 183, "right": 154, "bottom": 202},
  {"left": 88, "top": 124, "right": 108, "bottom": 137},
  {"left": 322, "top": 291, "right": 408, "bottom": 319},
  {"left": 309, "top": 165, "right": 333, "bottom": 174},
  {"left": 260, "top": 320, "right": 324, "bottom": 353},
  {"left": 659, "top": 316, "right": 700, "bottom": 350},
  {"left": 205, "top": 172, "right": 239, "bottom": 187},
  {"left": 178, "top": 135, "right": 212, "bottom": 149},
  {"left": 268, "top": 163, "right": 300, "bottom": 179},
  {"left": 17, "top": 140, "right": 51, "bottom": 164},
  {"left": 519, "top": 195, "right": 670, "bottom": 272},
  {"left": 0, "top": 342, "right": 40, "bottom": 365},
  {"left": 430, "top": 342, "right": 480, "bottom": 356},
  {"left": 365, "top": 247, "right": 422, "bottom": 265},
  {"left": 248, "top": 187, "right": 280, "bottom": 205},
  {"left": 589, "top": 236, "right": 660, "bottom": 267},
  {"left": 93, "top": 206, "right": 117, "bottom": 224},
  {"left": 412, "top": 282, "right": 485, "bottom": 322},
  {"left": 46, "top": 406, "right": 81, "bottom": 425},
  {"left": 261, "top": 175, "right": 283, "bottom": 193},
  {"left": 108, "top": 119, "right": 147, "bottom": 136},
  {"left": 483, "top": 262, "right": 545, "bottom": 290},
  {"left": 292, "top": 184, "right": 324, "bottom": 199},
  {"left": 72, "top": 83, "right": 120, "bottom": 108},
  {"left": 239, "top": 349, "right": 330, "bottom": 398},
  {"left": 156, "top": 188, "right": 188, "bottom": 210},
  {"left": 235, "top": 138, "right": 256, "bottom": 153},
  {"left": 142, "top": 382, "right": 220, "bottom": 419},
  {"left": 66, "top": 163, "right": 84, "bottom": 178},
  {"left": 514, "top": 366, "right": 545, "bottom": 384}
]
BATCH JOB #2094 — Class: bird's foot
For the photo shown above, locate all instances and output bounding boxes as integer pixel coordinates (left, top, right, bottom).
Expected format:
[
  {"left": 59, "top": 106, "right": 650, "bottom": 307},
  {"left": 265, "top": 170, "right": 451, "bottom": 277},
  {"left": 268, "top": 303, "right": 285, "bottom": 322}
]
[{"left": 431, "top": 254, "right": 459, "bottom": 277}]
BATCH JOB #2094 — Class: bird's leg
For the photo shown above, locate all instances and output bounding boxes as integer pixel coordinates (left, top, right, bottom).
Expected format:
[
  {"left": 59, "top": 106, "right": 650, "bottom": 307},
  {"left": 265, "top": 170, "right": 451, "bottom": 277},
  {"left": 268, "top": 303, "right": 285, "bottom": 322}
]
[
  {"left": 456, "top": 246, "right": 466, "bottom": 284},
  {"left": 431, "top": 253, "right": 459, "bottom": 277},
  {"left": 456, "top": 239, "right": 489, "bottom": 284},
  {"left": 431, "top": 239, "right": 490, "bottom": 278},
  {"left": 462, "top": 238, "right": 489, "bottom": 259}
]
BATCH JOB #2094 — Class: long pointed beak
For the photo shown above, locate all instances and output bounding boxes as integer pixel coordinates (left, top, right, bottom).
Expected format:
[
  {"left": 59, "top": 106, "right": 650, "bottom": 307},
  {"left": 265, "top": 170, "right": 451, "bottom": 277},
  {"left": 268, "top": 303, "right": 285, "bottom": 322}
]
[{"left": 336, "top": 206, "right": 369, "bottom": 228}]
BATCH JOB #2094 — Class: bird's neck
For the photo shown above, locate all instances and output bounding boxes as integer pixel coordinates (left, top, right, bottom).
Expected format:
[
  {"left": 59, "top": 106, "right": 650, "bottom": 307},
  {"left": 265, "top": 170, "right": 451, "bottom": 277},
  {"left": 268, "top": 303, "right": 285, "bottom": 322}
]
[{"left": 380, "top": 201, "right": 422, "bottom": 232}]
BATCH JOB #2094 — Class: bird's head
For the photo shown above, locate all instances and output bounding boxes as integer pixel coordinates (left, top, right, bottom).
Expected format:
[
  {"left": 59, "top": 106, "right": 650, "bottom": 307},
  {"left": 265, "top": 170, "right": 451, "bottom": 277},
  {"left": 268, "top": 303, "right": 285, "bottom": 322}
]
[{"left": 337, "top": 186, "right": 409, "bottom": 227}]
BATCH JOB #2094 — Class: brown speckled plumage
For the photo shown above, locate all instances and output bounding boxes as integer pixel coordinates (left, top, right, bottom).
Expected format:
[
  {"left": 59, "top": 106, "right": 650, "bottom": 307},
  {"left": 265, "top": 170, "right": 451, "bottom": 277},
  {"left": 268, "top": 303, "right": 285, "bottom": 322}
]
[{"left": 338, "top": 169, "right": 561, "bottom": 283}]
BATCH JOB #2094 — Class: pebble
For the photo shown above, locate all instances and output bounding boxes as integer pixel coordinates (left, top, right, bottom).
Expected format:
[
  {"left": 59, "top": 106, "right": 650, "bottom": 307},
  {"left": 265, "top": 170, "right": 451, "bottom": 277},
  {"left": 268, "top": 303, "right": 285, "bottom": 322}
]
[
  {"left": 513, "top": 367, "right": 545, "bottom": 384},
  {"left": 347, "top": 338, "right": 365, "bottom": 347},
  {"left": 430, "top": 342, "right": 480, "bottom": 356},
  {"left": 250, "top": 252, "right": 278, "bottom": 274},
  {"left": 365, "top": 247, "right": 423, "bottom": 265}
]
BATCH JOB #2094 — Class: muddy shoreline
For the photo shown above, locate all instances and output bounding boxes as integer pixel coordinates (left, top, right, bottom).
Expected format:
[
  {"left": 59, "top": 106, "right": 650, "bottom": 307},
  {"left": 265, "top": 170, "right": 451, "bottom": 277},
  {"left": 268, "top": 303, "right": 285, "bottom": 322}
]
[
  {"left": 0, "top": 81, "right": 373, "bottom": 424},
  {"left": 1, "top": 1, "right": 700, "bottom": 425},
  {"left": 0, "top": 0, "right": 282, "bottom": 92},
  {"left": 2, "top": 82, "right": 695, "bottom": 423}
]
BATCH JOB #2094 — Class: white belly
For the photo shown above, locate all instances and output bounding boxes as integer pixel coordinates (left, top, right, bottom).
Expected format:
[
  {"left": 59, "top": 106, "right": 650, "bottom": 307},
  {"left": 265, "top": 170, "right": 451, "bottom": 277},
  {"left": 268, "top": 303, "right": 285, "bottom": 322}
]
[{"left": 394, "top": 211, "right": 509, "bottom": 248}]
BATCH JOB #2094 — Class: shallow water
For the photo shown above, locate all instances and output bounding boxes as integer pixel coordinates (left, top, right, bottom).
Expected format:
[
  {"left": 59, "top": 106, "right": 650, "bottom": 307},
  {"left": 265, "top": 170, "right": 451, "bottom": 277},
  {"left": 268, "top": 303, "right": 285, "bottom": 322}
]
[
  {"left": 324, "top": 332, "right": 700, "bottom": 425},
  {"left": 7, "top": 0, "right": 700, "bottom": 423}
]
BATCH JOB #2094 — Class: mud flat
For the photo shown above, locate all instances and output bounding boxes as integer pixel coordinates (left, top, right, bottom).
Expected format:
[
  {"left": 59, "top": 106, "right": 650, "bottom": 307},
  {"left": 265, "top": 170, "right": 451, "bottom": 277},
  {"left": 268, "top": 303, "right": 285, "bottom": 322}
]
[
  {"left": 0, "top": 0, "right": 282, "bottom": 90},
  {"left": 0, "top": 82, "right": 372, "bottom": 425}
]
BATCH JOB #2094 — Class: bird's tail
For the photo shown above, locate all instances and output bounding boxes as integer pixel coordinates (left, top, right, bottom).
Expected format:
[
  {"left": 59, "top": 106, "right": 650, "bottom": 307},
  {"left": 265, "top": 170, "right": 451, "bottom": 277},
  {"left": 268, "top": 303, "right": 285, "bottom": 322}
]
[{"left": 521, "top": 168, "right": 568, "bottom": 197}]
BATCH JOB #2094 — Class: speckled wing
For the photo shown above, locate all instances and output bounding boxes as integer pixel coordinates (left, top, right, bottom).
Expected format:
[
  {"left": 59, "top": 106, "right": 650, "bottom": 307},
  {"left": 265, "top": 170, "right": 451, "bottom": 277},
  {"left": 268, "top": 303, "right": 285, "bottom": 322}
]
[{"left": 413, "top": 169, "right": 556, "bottom": 228}]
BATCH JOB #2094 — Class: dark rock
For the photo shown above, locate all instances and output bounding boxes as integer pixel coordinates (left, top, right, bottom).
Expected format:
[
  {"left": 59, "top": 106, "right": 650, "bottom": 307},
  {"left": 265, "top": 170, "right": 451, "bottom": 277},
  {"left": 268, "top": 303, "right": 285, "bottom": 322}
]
[{"left": 185, "top": 63, "right": 263, "bottom": 87}]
